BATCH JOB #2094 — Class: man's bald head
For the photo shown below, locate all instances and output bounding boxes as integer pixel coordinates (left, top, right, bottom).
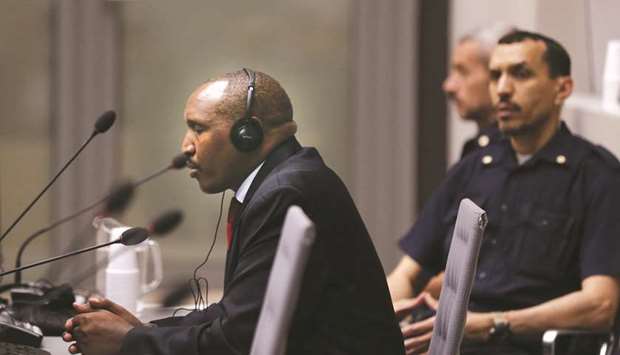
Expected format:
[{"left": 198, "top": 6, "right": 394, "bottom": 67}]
[{"left": 195, "top": 69, "right": 294, "bottom": 130}]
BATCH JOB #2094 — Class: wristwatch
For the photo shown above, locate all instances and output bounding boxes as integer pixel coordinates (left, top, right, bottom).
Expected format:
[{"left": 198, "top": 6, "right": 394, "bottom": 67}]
[{"left": 489, "top": 312, "right": 511, "bottom": 340}]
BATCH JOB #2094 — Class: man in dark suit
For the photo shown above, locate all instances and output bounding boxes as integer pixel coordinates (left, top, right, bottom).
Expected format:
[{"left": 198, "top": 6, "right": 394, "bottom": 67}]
[{"left": 62, "top": 69, "right": 405, "bottom": 355}]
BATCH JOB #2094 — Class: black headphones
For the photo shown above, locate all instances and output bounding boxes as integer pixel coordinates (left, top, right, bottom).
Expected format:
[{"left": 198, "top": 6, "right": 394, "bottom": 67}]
[{"left": 230, "top": 68, "right": 264, "bottom": 152}]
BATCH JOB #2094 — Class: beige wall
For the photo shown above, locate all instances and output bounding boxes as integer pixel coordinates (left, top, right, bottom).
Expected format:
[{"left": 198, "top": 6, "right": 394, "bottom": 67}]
[
  {"left": 0, "top": 1, "right": 52, "bottom": 281},
  {"left": 538, "top": 0, "right": 620, "bottom": 95}
]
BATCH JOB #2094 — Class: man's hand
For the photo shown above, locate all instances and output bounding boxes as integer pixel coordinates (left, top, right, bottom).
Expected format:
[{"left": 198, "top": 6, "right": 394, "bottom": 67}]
[
  {"left": 63, "top": 309, "right": 134, "bottom": 355},
  {"left": 394, "top": 292, "right": 438, "bottom": 355},
  {"left": 401, "top": 315, "right": 435, "bottom": 355},
  {"left": 62, "top": 297, "right": 142, "bottom": 355},
  {"left": 393, "top": 292, "right": 437, "bottom": 319},
  {"left": 73, "top": 297, "right": 143, "bottom": 327}
]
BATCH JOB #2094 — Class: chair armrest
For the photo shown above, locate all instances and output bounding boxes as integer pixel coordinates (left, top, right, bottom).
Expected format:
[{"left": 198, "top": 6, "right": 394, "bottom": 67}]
[{"left": 543, "top": 329, "right": 614, "bottom": 355}]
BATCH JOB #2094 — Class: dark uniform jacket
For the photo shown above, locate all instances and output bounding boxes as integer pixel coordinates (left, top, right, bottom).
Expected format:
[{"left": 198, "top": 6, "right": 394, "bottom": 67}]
[
  {"left": 121, "top": 137, "right": 405, "bottom": 355},
  {"left": 401, "top": 122, "right": 620, "bottom": 353}
]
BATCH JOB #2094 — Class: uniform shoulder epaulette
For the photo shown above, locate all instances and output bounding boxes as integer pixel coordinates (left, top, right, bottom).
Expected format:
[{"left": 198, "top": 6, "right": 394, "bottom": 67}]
[
  {"left": 472, "top": 141, "right": 504, "bottom": 167},
  {"left": 570, "top": 133, "right": 620, "bottom": 169},
  {"left": 591, "top": 144, "right": 620, "bottom": 170}
]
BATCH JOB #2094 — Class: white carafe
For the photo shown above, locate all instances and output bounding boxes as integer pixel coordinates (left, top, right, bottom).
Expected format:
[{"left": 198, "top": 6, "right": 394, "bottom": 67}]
[{"left": 93, "top": 217, "right": 163, "bottom": 314}]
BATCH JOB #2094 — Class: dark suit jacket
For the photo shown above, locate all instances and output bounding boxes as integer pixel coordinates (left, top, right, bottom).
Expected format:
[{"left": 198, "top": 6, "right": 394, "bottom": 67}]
[{"left": 121, "top": 137, "right": 405, "bottom": 355}]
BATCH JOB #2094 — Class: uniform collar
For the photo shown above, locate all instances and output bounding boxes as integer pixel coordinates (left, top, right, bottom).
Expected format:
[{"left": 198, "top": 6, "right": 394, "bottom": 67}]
[
  {"left": 475, "top": 123, "right": 503, "bottom": 149},
  {"left": 480, "top": 121, "right": 587, "bottom": 170},
  {"left": 461, "top": 123, "right": 503, "bottom": 159},
  {"left": 520, "top": 121, "right": 575, "bottom": 168}
]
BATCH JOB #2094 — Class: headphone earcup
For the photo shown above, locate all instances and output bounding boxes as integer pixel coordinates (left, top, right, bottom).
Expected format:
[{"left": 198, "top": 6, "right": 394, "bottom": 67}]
[{"left": 230, "top": 117, "right": 264, "bottom": 152}]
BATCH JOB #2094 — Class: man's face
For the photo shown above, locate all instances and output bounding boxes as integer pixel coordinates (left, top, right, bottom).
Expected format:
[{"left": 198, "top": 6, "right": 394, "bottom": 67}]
[
  {"left": 181, "top": 81, "right": 247, "bottom": 193},
  {"left": 489, "top": 40, "right": 563, "bottom": 136},
  {"left": 443, "top": 40, "right": 493, "bottom": 121}
]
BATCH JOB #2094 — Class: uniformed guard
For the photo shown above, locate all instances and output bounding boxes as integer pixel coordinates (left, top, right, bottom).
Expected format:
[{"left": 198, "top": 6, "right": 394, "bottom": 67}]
[{"left": 389, "top": 30, "right": 620, "bottom": 355}]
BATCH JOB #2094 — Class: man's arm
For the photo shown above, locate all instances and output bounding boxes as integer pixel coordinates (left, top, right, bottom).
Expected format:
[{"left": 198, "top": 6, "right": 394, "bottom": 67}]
[
  {"left": 465, "top": 275, "right": 620, "bottom": 340},
  {"left": 62, "top": 188, "right": 306, "bottom": 355},
  {"left": 387, "top": 255, "right": 423, "bottom": 302},
  {"left": 391, "top": 158, "right": 475, "bottom": 304},
  {"left": 120, "top": 189, "right": 304, "bottom": 355}
]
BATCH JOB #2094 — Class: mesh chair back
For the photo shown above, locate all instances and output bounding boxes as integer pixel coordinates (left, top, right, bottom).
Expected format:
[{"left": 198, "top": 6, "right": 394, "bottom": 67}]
[
  {"left": 249, "top": 205, "right": 316, "bottom": 355},
  {"left": 428, "top": 198, "right": 487, "bottom": 355}
]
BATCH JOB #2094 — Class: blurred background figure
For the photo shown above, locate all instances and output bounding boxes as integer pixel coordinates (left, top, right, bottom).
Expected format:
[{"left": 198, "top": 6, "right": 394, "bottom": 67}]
[{"left": 443, "top": 23, "right": 516, "bottom": 159}]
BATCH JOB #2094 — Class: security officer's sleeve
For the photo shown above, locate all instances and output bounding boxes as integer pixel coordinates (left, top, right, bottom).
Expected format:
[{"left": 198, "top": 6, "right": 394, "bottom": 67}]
[
  {"left": 399, "top": 157, "right": 475, "bottom": 274},
  {"left": 580, "top": 162, "right": 620, "bottom": 279}
]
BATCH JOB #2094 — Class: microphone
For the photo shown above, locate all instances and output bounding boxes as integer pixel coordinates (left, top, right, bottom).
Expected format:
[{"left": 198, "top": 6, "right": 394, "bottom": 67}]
[
  {"left": 134, "top": 152, "right": 190, "bottom": 186},
  {"left": 102, "top": 182, "right": 135, "bottom": 214},
  {"left": 0, "top": 228, "right": 150, "bottom": 278},
  {"left": 0, "top": 110, "right": 117, "bottom": 244},
  {"left": 93, "top": 111, "right": 116, "bottom": 134},
  {"left": 119, "top": 227, "right": 150, "bottom": 246},
  {"left": 149, "top": 209, "right": 184, "bottom": 236},
  {"left": 171, "top": 153, "right": 191, "bottom": 170},
  {"left": 11, "top": 153, "right": 189, "bottom": 284}
]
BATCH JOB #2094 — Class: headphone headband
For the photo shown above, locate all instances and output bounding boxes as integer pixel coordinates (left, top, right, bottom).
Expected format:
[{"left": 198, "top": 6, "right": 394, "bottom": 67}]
[
  {"left": 243, "top": 68, "right": 256, "bottom": 119},
  {"left": 230, "top": 68, "right": 264, "bottom": 152}
]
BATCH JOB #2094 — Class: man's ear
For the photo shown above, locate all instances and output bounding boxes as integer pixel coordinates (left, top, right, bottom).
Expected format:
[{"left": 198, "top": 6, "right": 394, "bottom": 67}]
[{"left": 554, "top": 76, "right": 573, "bottom": 105}]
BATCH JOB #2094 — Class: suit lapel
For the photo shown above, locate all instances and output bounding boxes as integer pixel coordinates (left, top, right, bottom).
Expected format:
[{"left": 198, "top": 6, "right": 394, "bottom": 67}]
[{"left": 224, "top": 137, "right": 303, "bottom": 287}]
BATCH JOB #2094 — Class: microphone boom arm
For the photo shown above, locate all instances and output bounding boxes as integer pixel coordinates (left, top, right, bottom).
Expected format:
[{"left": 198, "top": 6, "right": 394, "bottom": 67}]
[{"left": 1, "top": 239, "right": 119, "bottom": 278}]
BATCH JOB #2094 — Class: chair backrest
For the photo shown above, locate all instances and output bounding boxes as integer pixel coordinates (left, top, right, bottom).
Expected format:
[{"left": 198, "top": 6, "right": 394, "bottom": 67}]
[
  {"left": 428, "top": 198, "right": 487, "bottom": 355},
  {"left": 249, "top": 205, "right": 316, "bottom": 355}
]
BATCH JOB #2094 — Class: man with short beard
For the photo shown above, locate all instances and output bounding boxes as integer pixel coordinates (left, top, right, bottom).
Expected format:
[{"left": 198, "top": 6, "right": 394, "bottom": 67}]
[{"left": 388, "top": 31, "right": 620, "bottom": 355}]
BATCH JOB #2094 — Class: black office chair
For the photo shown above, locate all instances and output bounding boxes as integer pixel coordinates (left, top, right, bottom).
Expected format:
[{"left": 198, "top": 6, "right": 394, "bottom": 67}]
[
  {"left": 542, "top": 329, "right": 615, "bottom": 355},
  {"left": 543, "top": 310, "right": 619, "bottom": 355},
  {"left": 428, "top": 199, "right": 487, "bottom": 355},
  {"left": 249, "top": 206, "right": 316, "bottom": 355}
]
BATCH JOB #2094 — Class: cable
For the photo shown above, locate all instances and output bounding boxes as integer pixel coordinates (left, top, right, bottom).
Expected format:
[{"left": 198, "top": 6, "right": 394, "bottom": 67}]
[{"left": 185, "top": 191, "right": 226, "bottom": 311}]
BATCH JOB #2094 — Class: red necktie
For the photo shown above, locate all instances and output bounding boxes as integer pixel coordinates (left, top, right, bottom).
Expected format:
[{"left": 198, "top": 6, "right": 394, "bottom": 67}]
[{"left": 226, "top": 197, "right": 242, "bottom": 250}]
